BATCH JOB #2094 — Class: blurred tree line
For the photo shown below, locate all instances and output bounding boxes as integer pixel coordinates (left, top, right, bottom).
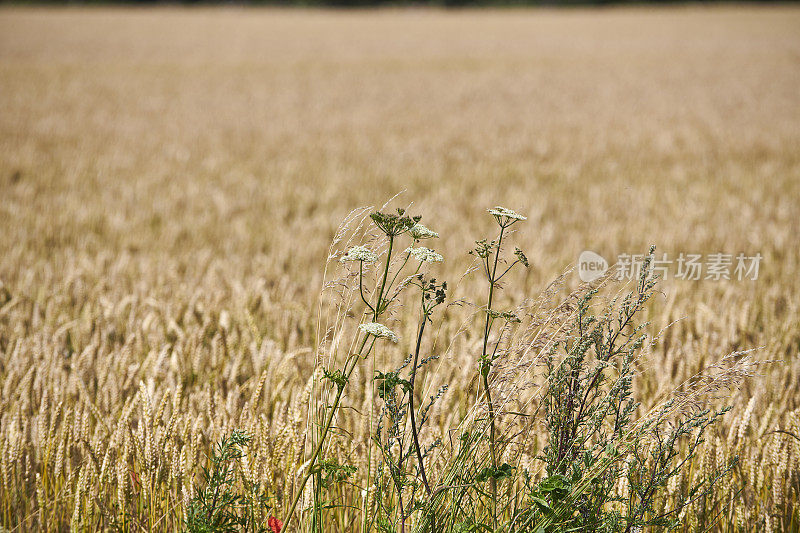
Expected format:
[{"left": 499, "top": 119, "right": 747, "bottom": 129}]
[
  {"left": 3, "top": 0, "right": 792, "bottom": 5},
  {"left": 237, "top": 0, "right": 788, "bottom": 5}
]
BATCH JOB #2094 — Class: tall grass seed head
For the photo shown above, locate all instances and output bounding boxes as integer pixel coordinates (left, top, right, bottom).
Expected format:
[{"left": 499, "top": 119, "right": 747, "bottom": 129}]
[{"left": 487, "top": 309, "right": 521, "bottom": 323}]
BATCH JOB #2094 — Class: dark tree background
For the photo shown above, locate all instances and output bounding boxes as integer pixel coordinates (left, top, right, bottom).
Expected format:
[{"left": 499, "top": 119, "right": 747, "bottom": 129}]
[{"left": 2, "top": 0, "right": 793, "bottom": 6}]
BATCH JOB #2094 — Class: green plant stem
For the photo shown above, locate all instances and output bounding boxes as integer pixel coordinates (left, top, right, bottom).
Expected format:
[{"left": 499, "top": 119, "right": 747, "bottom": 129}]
[
  {"left": 408, "top": 312, "right": 431, "bottom": 496},
  {"left": 284, "top": 237, "right": 395, "bottom": 530},
  {"left": 282, "top": 346, "right": 363, "bottom": 531},
  {"left": 359, "top": 261, "right": 374, "bottom": 314},
  {"left": 313, "top": 471, "right": 322, "bottom": 533},
  {"left": 374, "top": 236, "right": 394, "bottom": 318},
  {"left": 482, "top": 224, "right": 505, "bottom": 526},
  {"left": 397, "top": 473, "right": 406, "bottom": 533},
  {"left": 382, "top": 250, "right": 412, "bottom": 303}
]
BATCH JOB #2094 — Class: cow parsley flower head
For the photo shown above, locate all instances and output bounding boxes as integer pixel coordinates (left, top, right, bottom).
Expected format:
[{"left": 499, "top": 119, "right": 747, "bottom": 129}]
[
  {"left": 488, "top": 206, "right": 527, "bottom": 223},
  {"left": 409, "top": 223, "right": 439, "bottom": 240},
  {"left": 405, "top": 246, "right": 443, "bottom": 263},
  {"left": 340, "top": 245, "right": 377, "bottom": 263},
  {"left": 359, "top": 322, "right": 399, "bottom": 343}
]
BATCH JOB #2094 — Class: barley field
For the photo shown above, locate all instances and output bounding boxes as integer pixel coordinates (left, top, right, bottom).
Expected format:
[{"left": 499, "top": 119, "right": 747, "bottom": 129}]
[{"left": 1, "top": 5, "right": 799, "bottom": 532}]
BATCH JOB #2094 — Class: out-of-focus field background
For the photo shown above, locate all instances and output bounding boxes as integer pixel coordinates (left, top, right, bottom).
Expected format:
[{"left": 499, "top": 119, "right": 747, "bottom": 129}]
[{"left": 1, "top": 6, "right": 799, "bottom": 531}]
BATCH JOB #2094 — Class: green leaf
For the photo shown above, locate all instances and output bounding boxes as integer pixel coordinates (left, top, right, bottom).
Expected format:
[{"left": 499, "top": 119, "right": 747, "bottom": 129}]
[{"left": 476, "top": 462, "right": 516, "bottom": 482}]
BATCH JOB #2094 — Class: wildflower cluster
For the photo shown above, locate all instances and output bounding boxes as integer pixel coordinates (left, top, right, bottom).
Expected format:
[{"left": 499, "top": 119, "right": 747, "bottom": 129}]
[
  {"left": 410, "top": 223, "right": 439, "bottom": 240},
  {"left": 359, "top": 321, "right": 399, "bottom": 343},
  {"left": 406, "top": 246, "right": 444, "bottom": 264},
  {"left": 488, "top": 205, "right": 527, "bottom": 227},
  {"left": 283, "top": 206, "right": 443, "bottom": 531},
  {"left": 278, "top": 204, "right": 743, "bottom": 533},
  {"left": 341, "top": 245, "right": 378, "bottom": 263}
]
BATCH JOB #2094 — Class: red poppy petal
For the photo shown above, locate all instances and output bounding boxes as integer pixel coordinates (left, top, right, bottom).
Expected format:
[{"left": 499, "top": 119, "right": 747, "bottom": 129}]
[{"left": 268, "top": 516, "right": 283, "bottom": 533}]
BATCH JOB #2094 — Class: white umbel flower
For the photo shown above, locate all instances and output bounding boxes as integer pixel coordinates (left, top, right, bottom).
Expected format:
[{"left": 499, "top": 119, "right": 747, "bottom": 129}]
[
  {"left": 409, "top": 223, "right": 439, "bottom": 240},
  {"left": 359, "top": 322, "right": 399, "bottom": 343},
  {"left": 340, "top": 245, "right": 378, "bottom": 263},
  {"left": 488, "top": 206, "right": 527, "bottom": 221},
  {"left": 405, "top": 246, "right": 443, "bottom": 263}
]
